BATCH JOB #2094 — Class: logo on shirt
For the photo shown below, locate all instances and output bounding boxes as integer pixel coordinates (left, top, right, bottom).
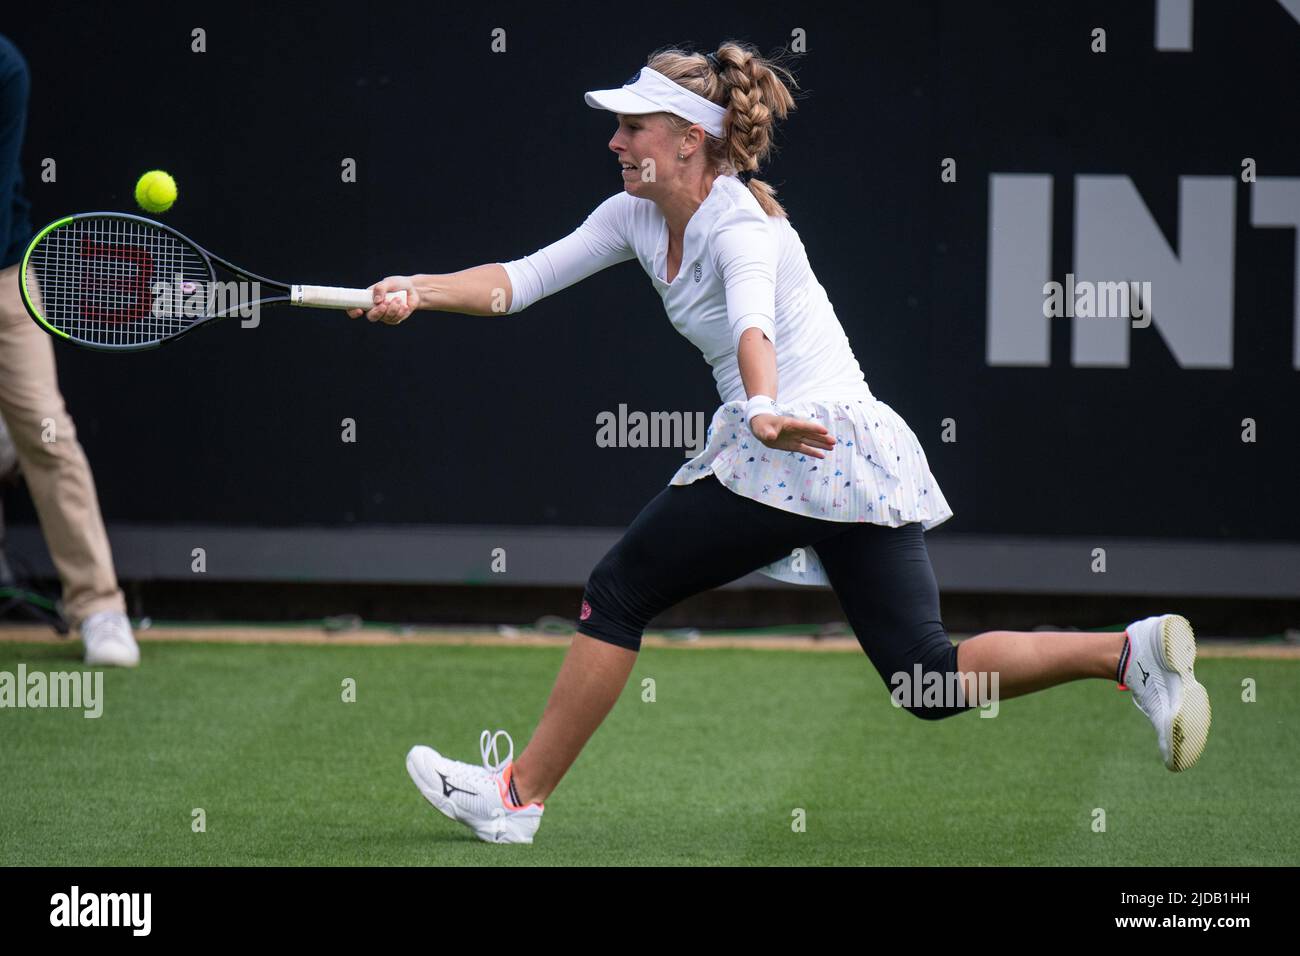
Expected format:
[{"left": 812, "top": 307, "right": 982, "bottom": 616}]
[
  {"left": 580, "top": 600, "right": 592, "bottom": 621},
  {"left": 693, "top": 261, "right": 702, "bottom": 282}
]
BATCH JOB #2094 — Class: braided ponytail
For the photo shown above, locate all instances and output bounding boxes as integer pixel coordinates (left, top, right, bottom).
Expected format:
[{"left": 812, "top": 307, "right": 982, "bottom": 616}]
[{"left": 646, "top": 40, "right": 800, "bottom": 218}]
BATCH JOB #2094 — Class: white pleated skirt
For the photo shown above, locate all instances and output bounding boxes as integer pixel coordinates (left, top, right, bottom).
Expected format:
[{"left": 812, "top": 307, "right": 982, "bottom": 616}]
[{"left": 667, "top": 389, "right": 954, "bottom": 586}]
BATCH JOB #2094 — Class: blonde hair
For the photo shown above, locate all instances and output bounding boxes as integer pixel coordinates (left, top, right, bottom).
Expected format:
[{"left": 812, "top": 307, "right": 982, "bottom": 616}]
[{"left": 646, "top": 40, "right": 801, "bottom": 218}]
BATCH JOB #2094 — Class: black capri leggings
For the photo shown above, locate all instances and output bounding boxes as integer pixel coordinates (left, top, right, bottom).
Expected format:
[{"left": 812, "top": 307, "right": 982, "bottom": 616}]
[{"left": 577, "top": 473, "right": 971, "bottom": 719}]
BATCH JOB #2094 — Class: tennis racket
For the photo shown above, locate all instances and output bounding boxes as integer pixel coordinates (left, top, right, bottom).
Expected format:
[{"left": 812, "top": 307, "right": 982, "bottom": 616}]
[{"left": 19, "top": 211, "right": 406, "bottom": 351}]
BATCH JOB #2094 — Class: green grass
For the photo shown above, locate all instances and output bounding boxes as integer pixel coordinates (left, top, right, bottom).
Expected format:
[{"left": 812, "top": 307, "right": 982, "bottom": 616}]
[{"left": 1, "top": 639, "right": 1296, "bottom": 866}]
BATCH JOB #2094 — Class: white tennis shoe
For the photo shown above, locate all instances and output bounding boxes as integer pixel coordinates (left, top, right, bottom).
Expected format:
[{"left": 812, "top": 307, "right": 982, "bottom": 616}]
[
  {"left": 81, "top": 611, "right": 140, "bottom": 668},
  {"left": 406, "top": 729, "right": 544, "bottom": 844},
  {"left": 1122, "top": 614, "right": 1211, "bottom": 772}
]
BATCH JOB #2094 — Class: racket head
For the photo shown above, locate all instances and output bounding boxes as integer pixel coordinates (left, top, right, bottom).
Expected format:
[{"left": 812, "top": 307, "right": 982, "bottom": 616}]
[{"left": 21, "top": 212, "right": 219, "bottom": 351}]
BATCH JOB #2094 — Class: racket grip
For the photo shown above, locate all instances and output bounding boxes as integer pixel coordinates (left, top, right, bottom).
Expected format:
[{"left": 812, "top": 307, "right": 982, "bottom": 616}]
[{"left": 291, "top": 285, "right": 408, "bottom": 310}]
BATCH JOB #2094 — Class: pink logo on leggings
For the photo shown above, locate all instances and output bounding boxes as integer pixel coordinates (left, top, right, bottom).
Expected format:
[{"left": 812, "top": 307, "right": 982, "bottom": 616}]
[{"left": 579, "top": 600, "right": 592, "bottom": 621}]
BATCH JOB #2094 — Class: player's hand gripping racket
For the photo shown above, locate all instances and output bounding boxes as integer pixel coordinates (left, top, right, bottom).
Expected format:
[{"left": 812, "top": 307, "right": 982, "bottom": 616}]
[{"left": 18, "top": 211, "right": 406, "bottom": 351}]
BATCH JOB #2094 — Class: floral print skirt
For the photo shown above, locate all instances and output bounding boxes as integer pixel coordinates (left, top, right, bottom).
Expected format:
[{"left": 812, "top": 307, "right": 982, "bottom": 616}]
[{"left": 668, "top": 390, "right": 954, "bottom": 586}]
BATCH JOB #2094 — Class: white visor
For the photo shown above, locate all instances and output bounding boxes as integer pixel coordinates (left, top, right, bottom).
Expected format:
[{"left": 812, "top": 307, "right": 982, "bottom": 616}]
[{"left": 584, "top": 66, "right": 726, "bottom": 139}]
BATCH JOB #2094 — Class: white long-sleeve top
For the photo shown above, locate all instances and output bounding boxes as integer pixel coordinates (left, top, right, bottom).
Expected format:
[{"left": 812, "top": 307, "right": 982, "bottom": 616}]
[
  {"left": 498, "top": 172, "right": 953, "bottom": 586},
  {"left": 499, "top": 172, "right": 873, "bottom": 406}
]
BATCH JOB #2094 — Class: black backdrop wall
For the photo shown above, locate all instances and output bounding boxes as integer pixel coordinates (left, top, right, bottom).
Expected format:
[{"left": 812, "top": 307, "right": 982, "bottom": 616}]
[{"left": 5, "top": 1, "right": 1298, "bottom": 548}]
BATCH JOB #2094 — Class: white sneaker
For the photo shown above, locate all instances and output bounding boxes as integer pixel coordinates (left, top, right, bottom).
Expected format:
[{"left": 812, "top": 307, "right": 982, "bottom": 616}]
[
  {"left": 1122, "top": 614, "right": 1210, "bottom": 771},
  {"left": 81, "top": 611, "right": 140, "bottom": 668},
  {"left": 406, "top": 729, "right": 544, "bottom": 844}
]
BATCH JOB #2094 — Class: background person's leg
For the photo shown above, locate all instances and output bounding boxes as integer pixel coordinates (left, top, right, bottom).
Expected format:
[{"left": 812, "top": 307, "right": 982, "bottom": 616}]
[
  {"left": 511, "top": 474, "right": 842, "bottom": 805},
  {"left": 0, "top": 264, "right": 127, "bottom": 627}
]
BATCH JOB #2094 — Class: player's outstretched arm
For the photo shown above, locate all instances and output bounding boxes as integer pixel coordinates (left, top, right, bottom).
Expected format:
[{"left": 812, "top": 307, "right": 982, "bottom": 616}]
[{"left": 347, "top": 264, "right": 513, "bottom": 323}]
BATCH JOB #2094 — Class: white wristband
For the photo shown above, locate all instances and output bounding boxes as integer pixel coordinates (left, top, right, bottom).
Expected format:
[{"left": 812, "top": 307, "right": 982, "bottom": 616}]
[{"left": 745, "top": 394, "right": 780, "bottom": 427}]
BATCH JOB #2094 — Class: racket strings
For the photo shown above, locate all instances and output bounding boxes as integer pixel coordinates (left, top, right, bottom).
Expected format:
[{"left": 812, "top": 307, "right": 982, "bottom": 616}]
[{"left": 26, "top": 217, "right": 212, "bottom": 347}]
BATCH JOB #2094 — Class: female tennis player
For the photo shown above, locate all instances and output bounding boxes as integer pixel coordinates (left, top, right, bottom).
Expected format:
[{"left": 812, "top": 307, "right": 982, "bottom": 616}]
[{"left": 350, "top": 42, "right": 1211, "bottom": 845}]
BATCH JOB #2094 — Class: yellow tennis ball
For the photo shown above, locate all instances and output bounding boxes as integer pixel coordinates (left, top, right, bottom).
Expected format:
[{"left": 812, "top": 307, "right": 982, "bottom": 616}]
[{"left": 134, "top": 170, "right": 178, "bottom": 213}]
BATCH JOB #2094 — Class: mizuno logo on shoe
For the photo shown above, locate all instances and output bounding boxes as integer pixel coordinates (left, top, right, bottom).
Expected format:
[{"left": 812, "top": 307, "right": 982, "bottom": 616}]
[
  {"left": 437, "top": 771, "right": 477, "bottom": 799},
  {"left": 1137, "top": 661, "right": 1150, "bottom": 686}
]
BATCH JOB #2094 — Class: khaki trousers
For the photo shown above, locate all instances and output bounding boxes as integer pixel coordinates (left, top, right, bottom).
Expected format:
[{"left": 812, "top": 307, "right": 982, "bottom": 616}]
[{"left": 0, "top": 262, "right": 125, "bottom": 626}]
